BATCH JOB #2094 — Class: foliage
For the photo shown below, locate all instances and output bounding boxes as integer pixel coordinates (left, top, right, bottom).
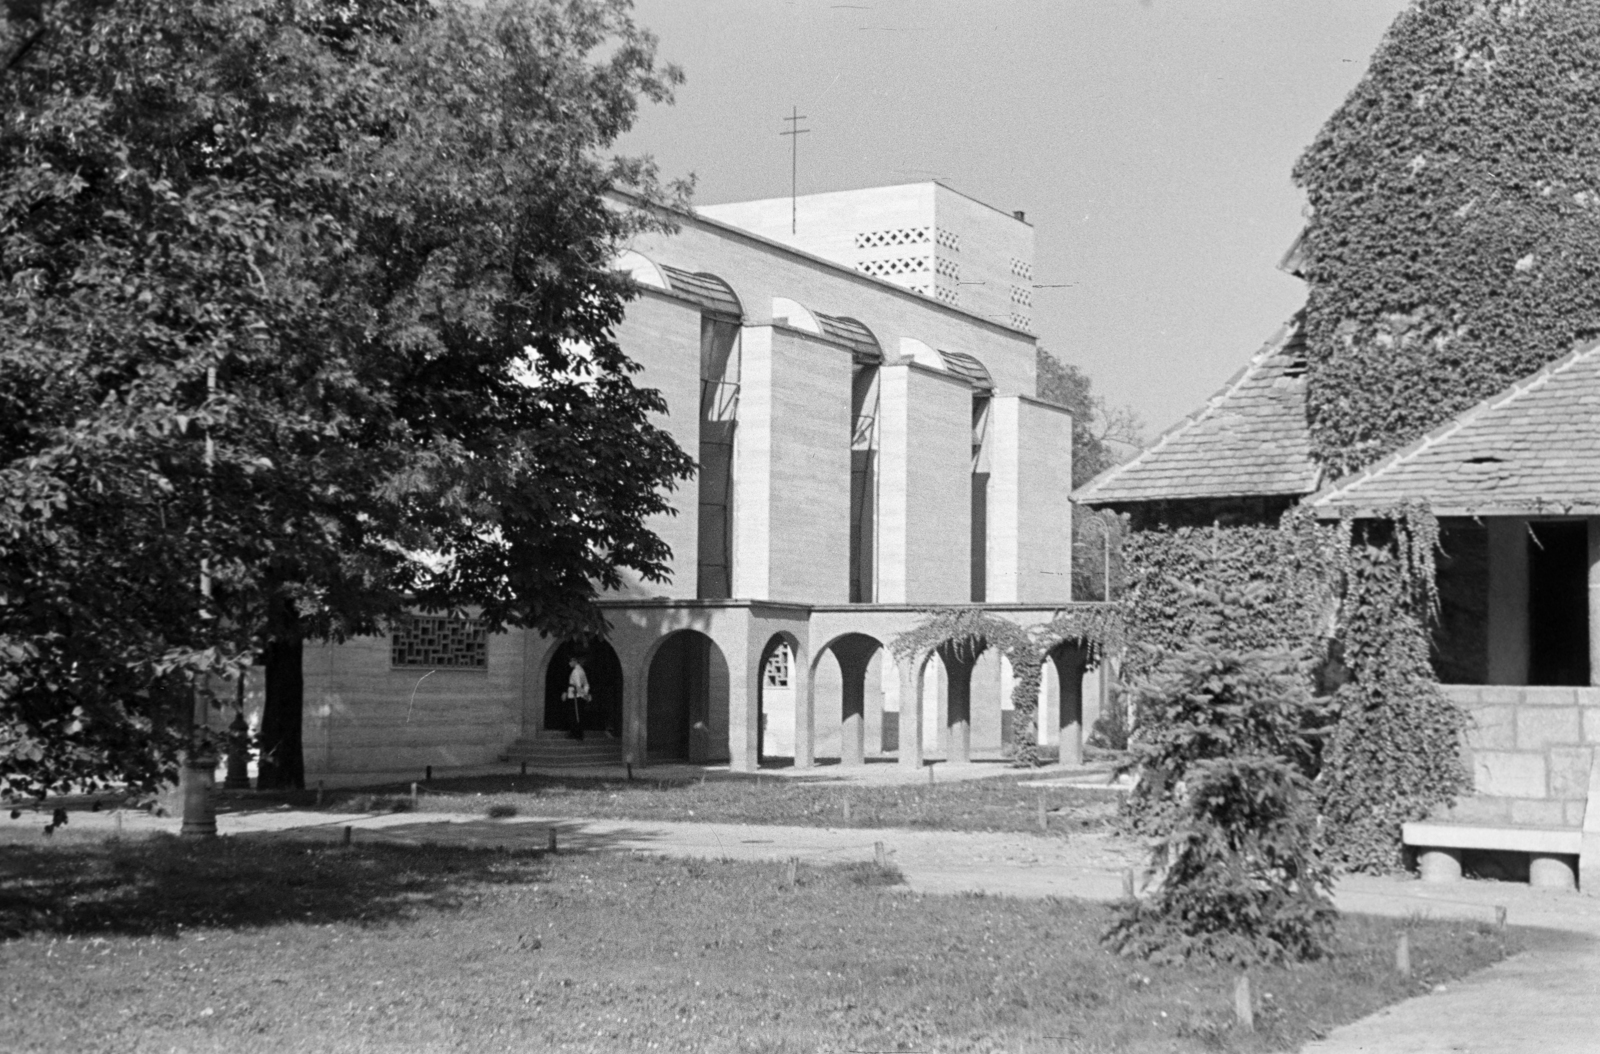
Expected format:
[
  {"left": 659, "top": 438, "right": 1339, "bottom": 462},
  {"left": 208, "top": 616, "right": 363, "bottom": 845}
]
[
  {"left": 1117, "top": 505, "right": 1469, "bottom": 870},
  {"left": 1105, "top": 755, "right": 1338, "bottom": 966},
  {"left": 1118, "top": 512, "right": 1342, "bottom": 689},
  {"left": 0, "top": 0, "right": 694, "bottom": 798},
  {"left": 1317, "top": 530, "right": 1471, "bottom": 871},
  {"left": 891, "top": 605, "right": 1124, "bottom": 767},
  {"left": 1122, "top": 638, "right": 1327, "bottom": 836},
  {"left": 1035, "top": 349, "right": 1142, "bottom": 602},
  {"left": 1293, "top": 0, "right": 1600, "bottom": 474}
]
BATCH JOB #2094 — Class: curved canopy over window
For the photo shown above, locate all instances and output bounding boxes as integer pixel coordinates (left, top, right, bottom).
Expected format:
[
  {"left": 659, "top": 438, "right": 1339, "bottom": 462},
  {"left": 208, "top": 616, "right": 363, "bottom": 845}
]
[
  {"left": 938, "top": 349, "right": 995, "bottom": 393},
  {"left": 815, "top": 313, "right": 882, "bottom": 366},
  {"left": 660, "top": 266, "right": 743, "bottom": 320},
  {"left": 613, "top": 251, "right": 742, "bottom": 319}
]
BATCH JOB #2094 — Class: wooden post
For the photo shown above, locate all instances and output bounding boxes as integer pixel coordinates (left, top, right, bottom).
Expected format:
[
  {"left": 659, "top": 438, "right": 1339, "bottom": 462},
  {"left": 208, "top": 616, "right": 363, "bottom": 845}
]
[
  {"left": 1396, "top": 932, "right": 1412, "bottom": 977},
  {"left": 410, "top": 782, "right": 418, "bottom": 805},
  {"left": 875, "top": 841, "right": 888, "bottom": 869},
  {"left": 1234, "top": 974, "right": 1254, "bottom": 1031},
  {"left": 547, "top": 828, "right": 558, "bottom": 854},
  {"left": 342, "top": 825, "right": 352, "bottom": 847},
  {"left": 1037, "top": 794, "right": 1047, "bottom": 832},
  {"left": 1121, "top": 869, "right": 1135, "bottom": 898},
  {"left": 785, "top": 857, "right": 798, "bottom": 890}
]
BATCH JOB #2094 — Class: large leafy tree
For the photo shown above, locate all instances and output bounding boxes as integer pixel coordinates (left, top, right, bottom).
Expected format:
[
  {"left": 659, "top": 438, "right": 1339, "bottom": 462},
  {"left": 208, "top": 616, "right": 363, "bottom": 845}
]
[
  {"left": 0, "top": 0, "right": 694, "bottom": 798},
  {"left": 1294, "top": 0, "right": 1600, "bottom": 474}
]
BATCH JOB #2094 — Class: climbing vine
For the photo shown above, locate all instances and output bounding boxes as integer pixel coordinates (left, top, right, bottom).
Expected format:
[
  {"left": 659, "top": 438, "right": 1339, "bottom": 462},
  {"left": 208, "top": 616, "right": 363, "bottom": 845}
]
[
  {"left": 1118, "top": 502, "right": 1470, "bottom": 869},
  {"left": 1294, "top": 0, "right": 1600, "bottom": 474},
  {"left": 890, "top": 604, "right": 1124, "bottom": 767}
]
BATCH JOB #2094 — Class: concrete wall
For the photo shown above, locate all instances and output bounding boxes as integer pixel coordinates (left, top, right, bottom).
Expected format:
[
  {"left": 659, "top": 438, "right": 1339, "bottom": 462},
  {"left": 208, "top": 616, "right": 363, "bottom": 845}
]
[
  {"left": 1440, "top": 684, "right": 1600, "bottom": 828},
  {"left": 302, "top": 630, "right": 529, "bottom": 780},
  {"left": 626, "top": 211, "right": 1036, "bottom": 400},
  {"left": 611, "top": 290, "right": 704, "bottom": 599},
  {"left": 988, "top": 395, "right": 1073, "bottom": 603},
  {"left": 932, "top": 184, "right": 1036, "bottom": 333},
  {"left": 735, "top": 325, "right": 853, "bottom": 603},
  {"left": 877, "top": 361, "right": 974, "bottom": 604}
]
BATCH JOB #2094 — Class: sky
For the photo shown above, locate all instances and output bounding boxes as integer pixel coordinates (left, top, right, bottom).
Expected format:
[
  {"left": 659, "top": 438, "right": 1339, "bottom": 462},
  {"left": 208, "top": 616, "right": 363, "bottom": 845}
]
[{"left": 616, "top": 0, "right": 1411, "bottom": 438}]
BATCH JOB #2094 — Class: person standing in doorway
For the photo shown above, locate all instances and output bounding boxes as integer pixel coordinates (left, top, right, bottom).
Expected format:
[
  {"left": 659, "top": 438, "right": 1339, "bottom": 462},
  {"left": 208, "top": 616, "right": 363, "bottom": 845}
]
[{"left": 564, "top": 657, "right": 591, "bottom": 740}]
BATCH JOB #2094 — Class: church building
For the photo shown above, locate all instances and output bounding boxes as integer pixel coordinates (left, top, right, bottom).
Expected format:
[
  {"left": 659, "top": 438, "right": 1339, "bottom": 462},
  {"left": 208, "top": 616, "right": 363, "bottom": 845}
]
[{"left": 286, "top": 183, "right": 1097, "bottom": 781}]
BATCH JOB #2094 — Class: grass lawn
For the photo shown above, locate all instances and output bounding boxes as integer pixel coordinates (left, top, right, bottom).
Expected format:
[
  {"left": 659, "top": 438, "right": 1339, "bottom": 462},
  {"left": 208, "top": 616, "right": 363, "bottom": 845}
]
[
  {"left": 1, "top": 833, "right": 1524, "bottom": 1053},
  {"left": 320, "top": 770, "right": 1124, "bottom": 837}
]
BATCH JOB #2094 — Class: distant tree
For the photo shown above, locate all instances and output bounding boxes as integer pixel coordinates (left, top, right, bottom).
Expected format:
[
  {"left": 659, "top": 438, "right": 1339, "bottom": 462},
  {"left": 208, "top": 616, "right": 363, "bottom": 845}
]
[
  {"left": 1035, "top": 348, "right": 1142, "bottom": 601},
  {"left": 1295, "top": 0, "right": 1600, "bottom": 474},
  {"left": 0, "top": 0, "right": 694, "bottom": 798}
]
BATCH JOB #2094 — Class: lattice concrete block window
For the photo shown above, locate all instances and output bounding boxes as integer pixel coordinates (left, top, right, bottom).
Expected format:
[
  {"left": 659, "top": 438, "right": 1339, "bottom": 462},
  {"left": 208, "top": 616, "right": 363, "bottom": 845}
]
[
  {"left": 391, "top": 614, "right": 488, "bottom": 669},
  {"left": 935, "top": 228, "right": 961, "bottom": 252},
  {"left": 764, "top": 643, "right": 793, "bottom": 688},
  {"left": 1009, "top": 285, "right": 1033, "bottom": 308},
  {"left": 1009, "top": 257, "right": 1033, "bottom": 281},
  {"left": 855, "top": 256, "right": 932, "bottom": 279},
  {"left": 854, "top": 227, "right": 931, "bottom": 249}
]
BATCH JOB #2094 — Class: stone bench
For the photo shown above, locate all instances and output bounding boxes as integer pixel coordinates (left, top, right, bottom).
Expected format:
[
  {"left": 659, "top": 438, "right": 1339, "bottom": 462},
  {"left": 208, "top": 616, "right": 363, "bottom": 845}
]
[{"left": 1402, "top": 821, "right": 1583, "bottom": 890}]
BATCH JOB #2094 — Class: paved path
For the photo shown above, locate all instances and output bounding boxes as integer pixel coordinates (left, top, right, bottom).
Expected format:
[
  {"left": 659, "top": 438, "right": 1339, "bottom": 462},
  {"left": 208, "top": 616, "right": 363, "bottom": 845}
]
[{"left": 22, "top": 804, "right": 1600, "bottom": 1052}]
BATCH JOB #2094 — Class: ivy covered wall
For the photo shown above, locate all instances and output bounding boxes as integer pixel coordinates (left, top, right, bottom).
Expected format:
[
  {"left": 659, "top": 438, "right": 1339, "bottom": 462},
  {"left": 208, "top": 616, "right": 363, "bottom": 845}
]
[{"left": 1294, "top": 0, "right": 1600, "bottom": 474}]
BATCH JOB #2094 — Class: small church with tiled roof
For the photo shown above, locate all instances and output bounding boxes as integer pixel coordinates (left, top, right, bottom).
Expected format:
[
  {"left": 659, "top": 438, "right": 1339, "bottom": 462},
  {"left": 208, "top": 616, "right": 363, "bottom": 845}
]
[{"left": 1077, "top": 293, "right": 1600, "bottom": 893}]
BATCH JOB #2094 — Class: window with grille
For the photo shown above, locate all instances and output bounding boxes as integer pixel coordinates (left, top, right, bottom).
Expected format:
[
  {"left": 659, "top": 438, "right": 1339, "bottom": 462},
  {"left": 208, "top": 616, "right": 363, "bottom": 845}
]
[
  {"left": 763, "top": 644, "right": 792, "bottom": 688},
  {"left": 391, "top": 615, "right": 488, "bottom": 669}
]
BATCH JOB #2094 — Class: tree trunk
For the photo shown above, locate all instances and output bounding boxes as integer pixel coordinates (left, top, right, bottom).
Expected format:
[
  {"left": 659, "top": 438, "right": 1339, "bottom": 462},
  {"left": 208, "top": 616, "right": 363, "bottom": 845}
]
[{"left": 257, "top": 634, "right": 304, "bottom": 790}]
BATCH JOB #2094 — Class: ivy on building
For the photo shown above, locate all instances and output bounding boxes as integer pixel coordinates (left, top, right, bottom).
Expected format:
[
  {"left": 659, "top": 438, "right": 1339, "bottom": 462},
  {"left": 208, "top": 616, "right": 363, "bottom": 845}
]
[
  {"left": 1117, "top": 506, "right": 1469, "bottom": 870},
  {"left": 890, "top": 605, "right": 1124, "bottom": 767},
  {"left": 1294, "top": 0, "right": 1600, "bottom": 474}
]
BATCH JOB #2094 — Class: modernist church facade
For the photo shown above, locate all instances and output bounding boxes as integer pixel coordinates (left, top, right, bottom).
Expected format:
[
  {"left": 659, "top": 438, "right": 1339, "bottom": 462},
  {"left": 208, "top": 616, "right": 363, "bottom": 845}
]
[{"left": 286, "top": 183, "right": 1098, "bottom": 781}]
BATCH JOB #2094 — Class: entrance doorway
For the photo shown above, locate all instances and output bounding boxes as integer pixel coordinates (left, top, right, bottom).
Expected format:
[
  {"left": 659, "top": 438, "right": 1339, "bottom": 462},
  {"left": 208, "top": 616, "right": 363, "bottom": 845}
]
[{"left": 544, "top": 641, "right": 623, "bottom": 736}]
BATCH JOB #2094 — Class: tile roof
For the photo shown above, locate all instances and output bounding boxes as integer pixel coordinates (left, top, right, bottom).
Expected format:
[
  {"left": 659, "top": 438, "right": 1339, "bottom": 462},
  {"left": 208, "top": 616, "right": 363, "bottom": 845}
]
[
  {"left": 1074, "top": 316, "right": 1322, "bottom": 506},
  {"left": 1309, "top": 339, "right": 1600, "bottom": 517}
]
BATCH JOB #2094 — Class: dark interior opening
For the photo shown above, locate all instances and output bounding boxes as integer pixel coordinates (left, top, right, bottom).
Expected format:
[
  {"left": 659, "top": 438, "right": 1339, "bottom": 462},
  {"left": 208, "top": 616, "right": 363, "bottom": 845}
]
[
  {"left": 1528, "top": 520, "right": 1590, "bottom": 686},
  {"left": 543, "top": 640, "right": 623, "bottom": 734},
  {"left": 1431, "top": 519, "right": 1489, "bottom": 684}
]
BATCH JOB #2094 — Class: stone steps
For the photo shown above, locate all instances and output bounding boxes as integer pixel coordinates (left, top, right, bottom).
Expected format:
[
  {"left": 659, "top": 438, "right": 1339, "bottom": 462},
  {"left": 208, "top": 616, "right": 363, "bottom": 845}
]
[{"left": 503, "top": 735, "right": 623, "bottom": 769}]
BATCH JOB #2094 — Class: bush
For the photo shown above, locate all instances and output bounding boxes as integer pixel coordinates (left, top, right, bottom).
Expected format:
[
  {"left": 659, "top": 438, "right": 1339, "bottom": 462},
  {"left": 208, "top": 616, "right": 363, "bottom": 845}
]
[
  {"left": 1122, "top": 640, "right": 1325, "bottom": 836},
  {"left": 1104, "top": 755, "right": 1337, "bottom": 965}
]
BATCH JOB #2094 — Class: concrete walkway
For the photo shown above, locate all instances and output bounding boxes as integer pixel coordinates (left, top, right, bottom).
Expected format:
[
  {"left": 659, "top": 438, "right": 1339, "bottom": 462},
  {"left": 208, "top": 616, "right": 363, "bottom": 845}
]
[{"left": 21, "top": 803, "right": 1600, "bottom": 1052}]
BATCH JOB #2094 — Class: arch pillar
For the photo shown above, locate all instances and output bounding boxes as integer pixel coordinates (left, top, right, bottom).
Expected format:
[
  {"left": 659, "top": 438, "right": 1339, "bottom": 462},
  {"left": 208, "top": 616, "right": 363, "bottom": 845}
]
[
  {"left": 1050, "top": 642, "right": 1090, "bottom": 766},
  {"left": 937, "top": 643, "right": 980, "bottom": 765},
  {"left": 896, "top": 653, "right": 925, "bottom": 770},
  {"left": 831, "top": 636, "right": 881, "bottom": 767}
]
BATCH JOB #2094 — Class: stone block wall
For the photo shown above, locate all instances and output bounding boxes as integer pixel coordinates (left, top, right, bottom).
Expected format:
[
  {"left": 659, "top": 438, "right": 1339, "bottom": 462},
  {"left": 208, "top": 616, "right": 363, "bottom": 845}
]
[{"left": 1440, "top": 684, "right": 1600, "bottom": 828}]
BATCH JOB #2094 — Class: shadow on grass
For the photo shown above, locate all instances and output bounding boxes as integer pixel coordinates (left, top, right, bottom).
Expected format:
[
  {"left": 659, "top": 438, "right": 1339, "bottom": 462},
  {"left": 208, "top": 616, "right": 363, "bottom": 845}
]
[{"left": 0, "top": 833, "right": 559, "bottom": 941}]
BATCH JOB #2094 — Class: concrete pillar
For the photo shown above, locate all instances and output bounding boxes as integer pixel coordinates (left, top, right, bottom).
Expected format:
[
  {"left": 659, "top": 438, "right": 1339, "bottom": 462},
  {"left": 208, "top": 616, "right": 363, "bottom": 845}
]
[
  {"left": 985, "top": 395, "right": 1074, "bottom": 603},
  {"left": 1589, "top": 518, "right": 1600, "bottom": 686},
  {"left": 794, "top": 648, "right": 815, "bottom": 770},
  {"left": 623, "top": 656, "right": 647, "bottom": 765},
  {"left": 897, "top": 655, "right": 924, "bottom": 770},
  {"left": 1418, "top": 847, "right": 1463, "bottom": 883},
  {"left": 970, "top": 649, "right": 1003, "bottom": 754},
  {"left": 1488, "top": 518, "right": 1530, "bottom": 686},
  {"left": 939, "top": 645, "right": 974, "bottom": 766},
  {"left": 1052, "top": 645, "right": 1089, "bottom": 766},
  {"left": 728, "top": 647, "right": 758, "bottom": 774},
  {"left": 863, "top": 649, "right": 885, "bottom": 757},
  {"left": 1036, "top": 657, "right": 1059, "bottom": 747},
  {"left": 832, "top": 637, "right": 878, "bottom": 768},
  {"left": 1530, "top": 854, "right": 1578, "bottom": 891}
]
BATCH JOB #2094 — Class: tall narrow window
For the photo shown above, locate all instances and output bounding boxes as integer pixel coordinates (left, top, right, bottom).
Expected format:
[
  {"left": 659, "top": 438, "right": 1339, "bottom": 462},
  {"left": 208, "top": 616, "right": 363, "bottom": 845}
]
[
  {"left": 849, "top": 365, "right": 880, "bottom": 602},
  {"left": 697, "top": 318, "right": 740, "bottom": 599},
  {"left": 970, "top": 395, "right": 991, "bottom": 602}
]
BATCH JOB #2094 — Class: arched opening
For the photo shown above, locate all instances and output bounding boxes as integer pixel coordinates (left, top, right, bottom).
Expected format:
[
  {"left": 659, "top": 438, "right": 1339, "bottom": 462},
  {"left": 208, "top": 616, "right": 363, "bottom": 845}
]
[
  {"left": 814, "top": 634, "right": 884, "bottom": 765},
  {"left": 934, "top": 641, "right": 986, "bottom": 764},
  {"left": 1047, "top": 641, "right": 1092, "bottom": 765},
  {"left": 646, "top": 630, "right": 730, "bottom": 763},
  {"left": 757, "top": 636, "right": 797, "bottom": 763},
  {"left": 543, "top": 640, "right": 623, "bottom": 738}
]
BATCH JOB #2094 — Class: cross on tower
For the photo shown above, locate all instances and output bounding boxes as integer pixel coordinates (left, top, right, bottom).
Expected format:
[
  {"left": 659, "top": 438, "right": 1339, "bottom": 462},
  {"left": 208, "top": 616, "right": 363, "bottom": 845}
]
[{"left": 780, "top": 106, "right": 809, "bottom": 235}]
